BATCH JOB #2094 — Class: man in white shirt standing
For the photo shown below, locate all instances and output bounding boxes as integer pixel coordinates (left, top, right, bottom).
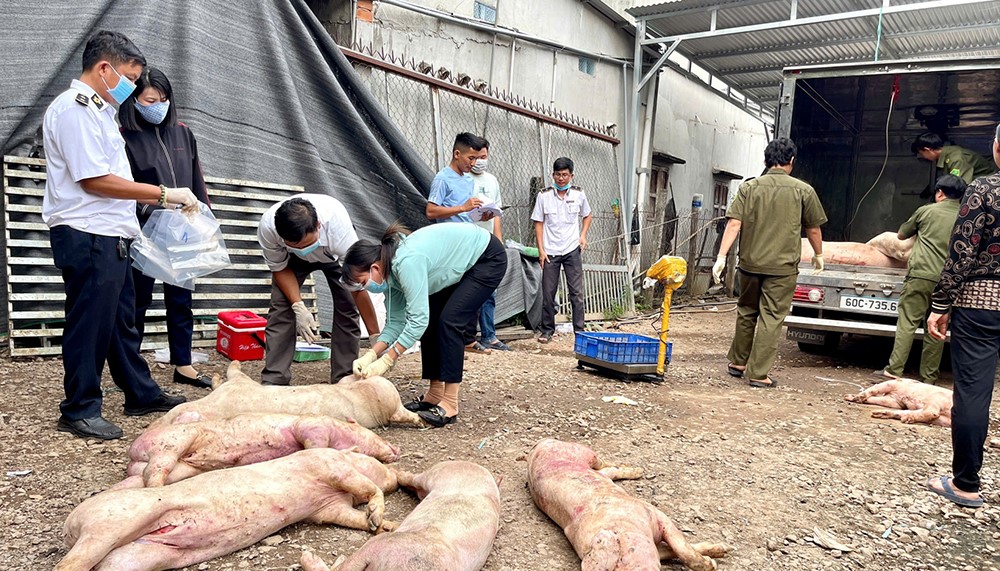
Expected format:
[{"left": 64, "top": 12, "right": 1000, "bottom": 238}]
[
  {"left": 257, "top": 195, "right": 380, "bottom": 384},
  {"left": 470, "top": 140, "right": 510, "bottom": 351},
  {"left": 531, "top": 157, "right": 593, "bottom": 343},
  {"left": 43, "top": 31, "right": 195, "bottom": 440}
]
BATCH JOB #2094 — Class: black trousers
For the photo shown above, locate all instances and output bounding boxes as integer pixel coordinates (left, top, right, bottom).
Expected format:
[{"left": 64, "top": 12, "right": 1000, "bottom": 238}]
[
  {"left": 949, "top": 306, "right": 999, "bottom": 493},
  {"left": 50, "top": 226, "right": 162, "bottom": 419},
  {"left": 261, "top": 256, "right": 360, "bottom": 384},
  {"left": 132, "top": 269, "right": 195, "bottom": 366},
  {"left": 421, "top": 236, "right": 507, "bottom": 383},
  {"left": 540, "top": 247, "right": 585, "bottom": 335}
]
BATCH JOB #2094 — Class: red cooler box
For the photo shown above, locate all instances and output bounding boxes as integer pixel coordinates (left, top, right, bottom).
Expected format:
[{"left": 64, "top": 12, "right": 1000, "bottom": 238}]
[{"left": 216, "top": 311, "right": 267, "bottom": 360}]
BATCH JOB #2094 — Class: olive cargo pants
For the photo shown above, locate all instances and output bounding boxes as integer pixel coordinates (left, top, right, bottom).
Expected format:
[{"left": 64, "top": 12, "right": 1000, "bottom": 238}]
[
  {"left": 885, "top": 276, "right": 944, "bottom": 383},
  {"left": 727, "top": 270, "right": 797, "bottom": 381}
]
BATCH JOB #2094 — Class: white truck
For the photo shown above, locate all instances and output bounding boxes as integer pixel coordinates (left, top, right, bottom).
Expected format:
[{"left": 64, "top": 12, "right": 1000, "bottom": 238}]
[
  {"left": 785, "top": 262, "right": 908, "bottom": 352},
  {"left": 772, "top": 57, "right": 999, "bottom": 351}
]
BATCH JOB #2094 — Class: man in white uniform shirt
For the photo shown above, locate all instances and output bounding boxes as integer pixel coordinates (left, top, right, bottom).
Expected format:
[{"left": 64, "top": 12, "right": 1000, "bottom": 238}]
[
  {"left": 43, "top": 31, "right": 196, "bottom": 440},
  {"left": 258, "top": 195, "right": 380, "bottom": 384},
  {"left": 531, "top": 156, "right": 593, "bottom": 343}
]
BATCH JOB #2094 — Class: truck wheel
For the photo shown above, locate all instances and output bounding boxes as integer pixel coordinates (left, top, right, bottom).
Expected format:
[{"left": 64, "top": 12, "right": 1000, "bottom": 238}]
[{"left": 797, "top": 333, "right": 841, "bottom": 354}]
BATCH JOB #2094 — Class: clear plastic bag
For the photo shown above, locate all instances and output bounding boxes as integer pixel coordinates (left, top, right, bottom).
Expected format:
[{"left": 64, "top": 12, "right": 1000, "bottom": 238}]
[{"left": 131, "top": 202, "right": 231, "bottom": 290}]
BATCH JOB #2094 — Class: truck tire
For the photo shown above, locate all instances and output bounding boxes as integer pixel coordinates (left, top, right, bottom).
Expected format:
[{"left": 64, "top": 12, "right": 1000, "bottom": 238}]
[{"left": 797, "top": 333, "right": 841, "bottom": 354}]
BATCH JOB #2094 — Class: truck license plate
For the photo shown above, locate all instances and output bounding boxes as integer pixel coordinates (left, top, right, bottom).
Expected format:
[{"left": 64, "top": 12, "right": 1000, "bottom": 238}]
[{"left": 839, "top": 295, "right": 898, "bottom": 315}]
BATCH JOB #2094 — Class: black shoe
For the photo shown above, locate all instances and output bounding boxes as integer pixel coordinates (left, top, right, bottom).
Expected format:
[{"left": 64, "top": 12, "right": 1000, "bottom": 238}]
[
  {"left": 173, "top": 369, "right": 213, "bottom": 389},
  {"left": 57, "top": 415, "right": 123, "bottom": 440},
  {"left": 417, "top": 405, "right": 457, "bottom": 428},
  {"left": 124, "top": 393, "right": 187, "bottom": 416},
  {"left": 403, "top": 397, "right": 435, "bottom": 412}
]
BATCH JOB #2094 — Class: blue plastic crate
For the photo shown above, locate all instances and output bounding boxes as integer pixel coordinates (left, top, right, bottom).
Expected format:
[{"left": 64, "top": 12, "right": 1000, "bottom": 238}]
[{"left": 574, "top": 332, "right": 670, "bottom": 365}]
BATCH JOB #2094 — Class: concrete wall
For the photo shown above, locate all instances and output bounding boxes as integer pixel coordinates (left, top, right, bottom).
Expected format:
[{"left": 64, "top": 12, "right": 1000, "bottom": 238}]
[
  {"left": 649, "top": 66, "right": 771, "bottom": 269},
  {"left": 349, "top": 0, "right": 633, "bottom": 127}
]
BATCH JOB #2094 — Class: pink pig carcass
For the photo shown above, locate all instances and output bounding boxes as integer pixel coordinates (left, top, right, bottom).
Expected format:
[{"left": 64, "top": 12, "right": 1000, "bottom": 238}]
[
  {"left": 845, "top": 378, "right": 953, "bottom": 427},
  {"left": 151, "top": 361, "right": 425, "bottom": 429},
  {"left": 56, "top": 448, "right": 397, "bottom": 571},
  {"left": 300, "top": 460, "right": 501, "bottom": 571},
  {"left": 123, "top": 412, "right": 400, "bottom": 487},
  {"left": 527, "top": 438, "right": 730, "bottom": 571}
]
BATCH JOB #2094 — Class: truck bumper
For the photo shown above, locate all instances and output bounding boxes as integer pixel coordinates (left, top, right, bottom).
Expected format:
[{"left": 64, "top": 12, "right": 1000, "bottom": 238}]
[{"left": 785, "top": 316, "right": 947, "bottom": 342}]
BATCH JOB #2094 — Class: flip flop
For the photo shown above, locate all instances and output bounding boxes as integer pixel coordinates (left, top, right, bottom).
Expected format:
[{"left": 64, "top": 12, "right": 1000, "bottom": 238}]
[
  {"left": 727, "top": 364, "right": 745, "bottom": 378},
  {"left": 926, "top": 476, "right": 984, "bottom": 508},
  {"left": 748, "top": 377, "right": 777, "bottom": 388}
]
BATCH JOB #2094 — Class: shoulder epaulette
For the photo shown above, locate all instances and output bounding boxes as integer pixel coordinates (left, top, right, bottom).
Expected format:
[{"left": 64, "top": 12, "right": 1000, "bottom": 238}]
[{"left": 74, "top": 93, "right": 89, "bottom": 106}]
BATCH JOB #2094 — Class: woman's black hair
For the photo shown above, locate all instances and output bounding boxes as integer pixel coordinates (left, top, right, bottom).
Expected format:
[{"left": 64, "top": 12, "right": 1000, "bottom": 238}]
[
  {"left": 344, "top": 222, "right": 411, "bottom": 279},
  {"left": 120, "top": 66, "right": 178, "bottom": 131}
]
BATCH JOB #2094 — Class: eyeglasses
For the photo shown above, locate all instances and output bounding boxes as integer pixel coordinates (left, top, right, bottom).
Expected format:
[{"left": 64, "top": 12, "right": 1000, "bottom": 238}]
[{"left": 339, "top": 274, "right": 366, "bottom": 292}]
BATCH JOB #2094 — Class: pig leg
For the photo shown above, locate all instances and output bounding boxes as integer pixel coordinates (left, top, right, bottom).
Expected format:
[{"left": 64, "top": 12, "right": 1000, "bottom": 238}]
[
  {"left": 388, "top": 407, "right": 427, "bottom": 427},
  {"left": 580, "top": 529, "right": 621, "bottom": 571},
  {"left": 844, "top": 381, "right": 898, "bottom": 403},
  {"left": 872, "top": 405, "right": 941, "bottom": 424},
  {"left": 300, "top": 551, "right": 334, "bottom": 571},
  {"left": 855, "top": 396, "right": 904, "bottom": 409},
  {"left": 308, "top": 468, "right": 386, "bottom": 532},
  {"left": 658, "top": 542, "right": 730, "bottom": 562},
  {"left": 93, "top": 541, "right": 184, "bottom": 571},
  {"left": 654, "top": 511, "right": 717, "bottom": 571},
  {"left": 596, "top": 466, "right": 644, "bottom": 480},
  {"left": 57, "top": 508, "right": 165, "bottom": 571}
]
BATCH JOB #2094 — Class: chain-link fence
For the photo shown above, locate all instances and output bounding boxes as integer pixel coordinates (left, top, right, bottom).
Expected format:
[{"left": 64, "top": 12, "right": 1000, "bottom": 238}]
[{"left": 350, "top": 54, "right": 625, "bottom": 268}]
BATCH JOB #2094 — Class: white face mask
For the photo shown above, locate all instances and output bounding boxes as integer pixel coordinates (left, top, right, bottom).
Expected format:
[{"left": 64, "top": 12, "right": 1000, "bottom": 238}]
[{"left": 471, "top": 158, "right": 488, "bottom": 175}]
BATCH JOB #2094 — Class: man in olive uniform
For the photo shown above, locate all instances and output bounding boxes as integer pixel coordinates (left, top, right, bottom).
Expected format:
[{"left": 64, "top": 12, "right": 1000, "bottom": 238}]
[
  {"left": 912, "top": 132, "right": 994, "bottom": 184},
  {"left": 711, "top": 138, "right": 827, "bottom": 387},
  {"left": 877, "top": 175, "right": 965, "bottom": 384}
]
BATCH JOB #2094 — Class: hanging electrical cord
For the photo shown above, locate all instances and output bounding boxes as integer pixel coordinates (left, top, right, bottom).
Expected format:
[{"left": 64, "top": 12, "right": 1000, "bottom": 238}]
[{"left": 847, "top": 76, "right": 900, "bottom": 231}]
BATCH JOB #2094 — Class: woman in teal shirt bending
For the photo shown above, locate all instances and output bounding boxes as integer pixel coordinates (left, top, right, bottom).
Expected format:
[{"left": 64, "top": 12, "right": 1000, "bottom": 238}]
[{"left": 343, "top": 222, "right": 507, "bottom": 427}]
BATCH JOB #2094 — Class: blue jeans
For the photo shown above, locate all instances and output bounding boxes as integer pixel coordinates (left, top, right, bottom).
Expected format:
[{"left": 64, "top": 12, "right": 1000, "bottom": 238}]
[{"left": 478, "top": 291, "right": 497, "bottom": 342}]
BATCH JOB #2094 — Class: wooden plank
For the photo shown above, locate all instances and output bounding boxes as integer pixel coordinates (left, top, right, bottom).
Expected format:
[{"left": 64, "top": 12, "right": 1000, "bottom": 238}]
[
  {"left": 2, "top": 169, "right": 46, "bottom": 181},
  {"left": 205, "top": 176, "right": 305, "bottom": 193},
  {"left": 8, "top": 292, "right": 315, "bottom": 302},
  {"left": 1, "top": 184, "right": 44, "bottom": 195},
  {"left": 6, "top": 221, "right": 48, "bottom": 231},
  {"left": 3, "top": 155, "right": 47, "bottom": 167},
  {"left": 11, "top": 323, "right": 219, "bottom": 337},
  {"left": 11, "top": 307, "right": 274, "bottom": 320},
  {"left": 208, "top": 203, "right": 269, "bottom": 215}
]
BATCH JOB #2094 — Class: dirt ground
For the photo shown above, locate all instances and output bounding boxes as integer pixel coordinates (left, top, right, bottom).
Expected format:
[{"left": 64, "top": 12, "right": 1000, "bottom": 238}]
[{"left": 2, "top": 302, "right": 999, "bottom": 571}]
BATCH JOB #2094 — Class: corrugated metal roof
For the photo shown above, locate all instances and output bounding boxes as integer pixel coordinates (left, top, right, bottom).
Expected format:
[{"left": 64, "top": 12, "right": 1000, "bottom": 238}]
[{"left": 628, "top": 0, "right": 1000, "bottom": 109}]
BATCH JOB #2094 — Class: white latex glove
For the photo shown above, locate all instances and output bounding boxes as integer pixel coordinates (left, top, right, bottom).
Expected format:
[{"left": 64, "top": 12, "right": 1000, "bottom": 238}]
[
  {"left": 711, "top": 255, "right": 727, "bottom": 285},
  {"left": 164, "top": 187, "right": 199, "bottom": 214},
  {"left": 291, "top": 301, "right": 319, "bottom": 343},
  {"left": 353, "top": 349, "right": 378, "bottom": 376},
  {"left": 361, "top": 354, "right": 396, "bottom": 378},
  {"left": 811, "top": 253, "right": 825, "bottom": 274}
]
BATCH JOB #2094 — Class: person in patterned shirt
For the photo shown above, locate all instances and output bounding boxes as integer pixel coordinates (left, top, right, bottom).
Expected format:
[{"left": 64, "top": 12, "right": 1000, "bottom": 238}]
[{"left": 923, "top": 124, "right": 1000, "bottom": 509}]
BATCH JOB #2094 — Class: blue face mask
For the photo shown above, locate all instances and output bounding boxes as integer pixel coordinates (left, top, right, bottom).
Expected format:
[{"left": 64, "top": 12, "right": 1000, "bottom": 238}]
[
  {"left": 135, "top": 100, "right": 170, "bottom": 125},
  {"left": 366, "top": 277, "right": 388, "bottom": 294},
  {"left": 289, "top": 240, "right": 321, "bottom": 258},
  {"left": 101, "top": 65, "right": 137, "bottom": 105},
  {"left": 554, "top": 181, "right": 572, "bottom": 191}
]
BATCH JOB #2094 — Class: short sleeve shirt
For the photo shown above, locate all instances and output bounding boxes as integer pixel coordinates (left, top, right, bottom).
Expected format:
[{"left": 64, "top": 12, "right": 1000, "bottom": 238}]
[
  {"left": 727, "top": 169, "right": 827, "bottom": 276},
  {"left": 41, "top": 80, "right": 140, "bottom": 237},
  {"left": 428, "top": 166, "right": 475, "bottom": 224},
  {"left": 471, "top": 172, "right": 502, "bottom": 233},
  {"left": 937, "top": 146, "right": 996, "bottom": 184},
  {"left": 257, "top": 194, "right": 358, "bottom": 272},
  {"left": 530, "top": 186, "right": 592, "bottom": 256},
  {"left": 898, "top": 198, "right": 960, "bottom": 281}
]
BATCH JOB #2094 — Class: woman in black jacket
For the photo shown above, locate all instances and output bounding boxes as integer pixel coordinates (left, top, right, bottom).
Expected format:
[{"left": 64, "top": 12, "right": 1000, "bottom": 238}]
[{"left": 121, "top": 67, "right": 212, "bottom": 389}]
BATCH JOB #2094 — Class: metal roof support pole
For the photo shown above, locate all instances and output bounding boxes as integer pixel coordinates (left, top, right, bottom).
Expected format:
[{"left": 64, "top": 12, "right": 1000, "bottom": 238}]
[
  {"left": 625, "top": 19, "right": 645, "bottom": 269},
  {"left": 776, "top": 76, "right": 796, "bottom": 139},
  {"left": 639, "top": 39, "right": 681, "bottom": 90}
]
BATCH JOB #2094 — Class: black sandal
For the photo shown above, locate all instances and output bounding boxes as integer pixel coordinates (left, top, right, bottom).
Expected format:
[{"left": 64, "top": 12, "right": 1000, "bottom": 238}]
[
  {"left": 727, "top": 364, "right": 745, "bottom": 378},
  {"left": 417, "top": 405, "right": 457, "bottom": 428},
  {"left": 403, "top": 396, "right": 436, "bottom": 412},
  {"left": 173, "top": 369, "right": 213, "bottom": 389}
]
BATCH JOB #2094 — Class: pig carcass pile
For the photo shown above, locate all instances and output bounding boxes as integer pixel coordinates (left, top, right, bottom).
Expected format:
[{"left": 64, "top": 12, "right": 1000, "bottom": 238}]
[
  {"left": 800, "top": 231, "right": 914, "bottom": 268},
  {"left": 55, "top": 360, "right": 731, "bottom": 571}
]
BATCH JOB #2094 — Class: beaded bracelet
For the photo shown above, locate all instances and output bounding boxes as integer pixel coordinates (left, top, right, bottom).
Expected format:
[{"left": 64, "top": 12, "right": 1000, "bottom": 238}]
[{"left": 158, "top": 185, "right": 168, "bottom": 207}]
